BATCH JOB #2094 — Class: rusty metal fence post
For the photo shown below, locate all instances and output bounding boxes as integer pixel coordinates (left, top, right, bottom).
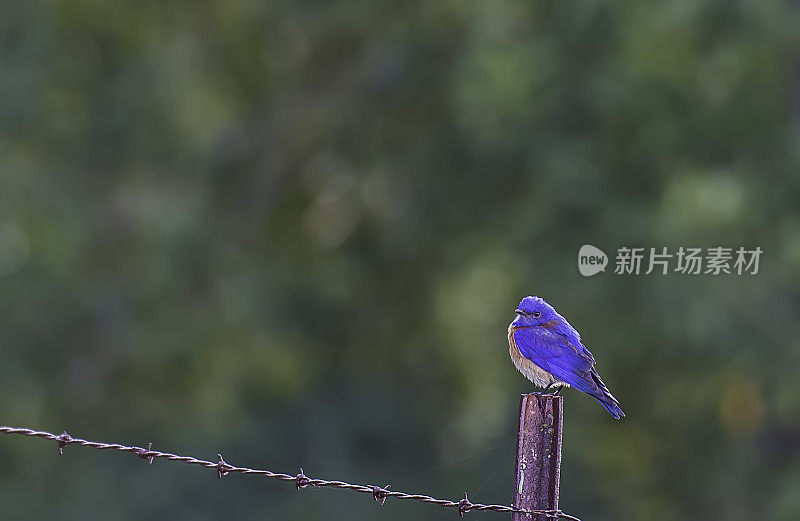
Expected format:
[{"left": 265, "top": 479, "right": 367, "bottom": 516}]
[{"left": 512, "top": 394, "right": 563, "bottom": 520}]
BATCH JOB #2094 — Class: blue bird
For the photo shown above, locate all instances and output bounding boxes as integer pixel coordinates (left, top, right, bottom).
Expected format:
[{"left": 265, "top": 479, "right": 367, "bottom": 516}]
[{"left": 508, "top": 296, "right": 625, "bottom": 419}]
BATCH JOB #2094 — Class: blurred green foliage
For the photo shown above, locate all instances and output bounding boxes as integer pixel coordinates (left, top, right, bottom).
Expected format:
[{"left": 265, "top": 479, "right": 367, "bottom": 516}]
[{"left": 2, "top": 1, "right": 800, "bottom": 520}]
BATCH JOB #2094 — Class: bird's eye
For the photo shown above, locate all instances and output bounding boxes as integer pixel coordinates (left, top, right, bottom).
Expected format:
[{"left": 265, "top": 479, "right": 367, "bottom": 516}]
[{"left": 532, "top": 311, "right": 541, "bottom": 318}]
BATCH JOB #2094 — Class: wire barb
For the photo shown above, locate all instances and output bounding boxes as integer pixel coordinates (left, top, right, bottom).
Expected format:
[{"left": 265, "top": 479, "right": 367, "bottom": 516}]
[
  {"left": 138, "top": 442, "right": 155, "bottom": 464},
  {"left": 56, "top": 431, "right": 72, "bottom": 455},
  {"left": 295, "top": 468, "right": 310, "bottom": 490},
  {"left": 217, "top": 454, "right": 232, "bottom": 479},
  {"left": 458, "top": 492, "right": 473, "bottom": 517},
  {"left": 372, "top": 484, "right": 391, "bottom": 505},
  {"left": 0, "top": 425, "right": 580, "bottom": 521}
]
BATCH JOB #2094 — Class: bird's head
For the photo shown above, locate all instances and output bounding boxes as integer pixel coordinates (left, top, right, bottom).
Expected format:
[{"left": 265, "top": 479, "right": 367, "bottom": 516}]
[{"left": 511, "top": 295, "right": 557, "bottom": 328}]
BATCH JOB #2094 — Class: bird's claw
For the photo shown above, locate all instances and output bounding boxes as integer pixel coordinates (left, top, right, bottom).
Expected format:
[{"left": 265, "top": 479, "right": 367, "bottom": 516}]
[{"left": 533, "top": 385, "right": 562, "bottom": 396}]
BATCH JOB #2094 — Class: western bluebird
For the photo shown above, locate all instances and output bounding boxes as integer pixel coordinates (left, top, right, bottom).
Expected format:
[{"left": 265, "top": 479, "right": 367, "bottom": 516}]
[{"left": 508, "top": 296, "right": 625, "bottom": 419}]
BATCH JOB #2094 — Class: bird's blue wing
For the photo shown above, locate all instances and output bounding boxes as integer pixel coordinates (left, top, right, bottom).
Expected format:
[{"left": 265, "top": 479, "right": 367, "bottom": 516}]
[{"left": 513, "top": 327, "right": 597, "bottom": 395}]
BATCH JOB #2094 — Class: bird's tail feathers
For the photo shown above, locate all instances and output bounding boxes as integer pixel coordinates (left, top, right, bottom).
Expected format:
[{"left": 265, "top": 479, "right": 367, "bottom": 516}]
[
  {"left": 590, "top": 370, "right": 625, "bottom": 419},
  {"left": 594, "top": 393, "right": 625, "bottom": 419}
]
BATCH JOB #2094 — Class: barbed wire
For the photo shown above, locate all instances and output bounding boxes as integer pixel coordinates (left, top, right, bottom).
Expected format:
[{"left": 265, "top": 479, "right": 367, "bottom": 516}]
[{"left": 0, "top": 425, "right": 580, "bottom": 520}]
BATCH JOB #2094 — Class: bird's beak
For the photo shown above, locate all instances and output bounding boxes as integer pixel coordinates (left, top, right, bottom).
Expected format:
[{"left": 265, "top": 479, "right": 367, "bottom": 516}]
[{"left": 515, "top": 309, "right": 525, "bottom": 315}]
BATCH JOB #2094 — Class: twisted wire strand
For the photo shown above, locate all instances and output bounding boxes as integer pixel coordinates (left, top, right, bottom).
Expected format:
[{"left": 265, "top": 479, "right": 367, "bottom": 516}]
[{"left": 0, "top": 425, "right": 581, "bottom": 521}]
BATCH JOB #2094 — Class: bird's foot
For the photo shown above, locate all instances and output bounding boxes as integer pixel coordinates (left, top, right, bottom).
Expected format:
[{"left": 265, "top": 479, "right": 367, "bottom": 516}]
[{"left": 534, "top": 385, "right": 562, "bottom": 396}]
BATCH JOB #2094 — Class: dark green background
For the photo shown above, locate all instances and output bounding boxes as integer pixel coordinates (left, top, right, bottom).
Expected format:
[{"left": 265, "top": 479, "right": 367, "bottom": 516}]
[{"left": 2, "top": 1, "right": 799, "bottom": 520}]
